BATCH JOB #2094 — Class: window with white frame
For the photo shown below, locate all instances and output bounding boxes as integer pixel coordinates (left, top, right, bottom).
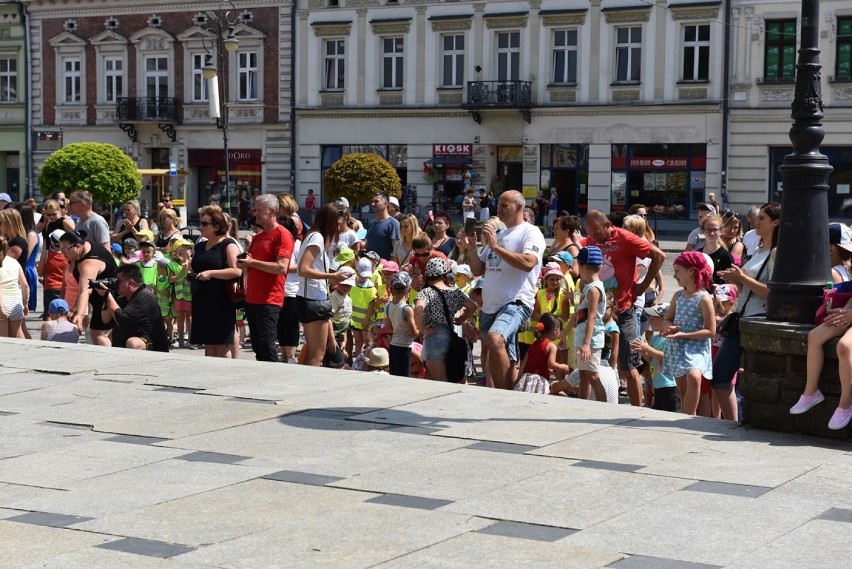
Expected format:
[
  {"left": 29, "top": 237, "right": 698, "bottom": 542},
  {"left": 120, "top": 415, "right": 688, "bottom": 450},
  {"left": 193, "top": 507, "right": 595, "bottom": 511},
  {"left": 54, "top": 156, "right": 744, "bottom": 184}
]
[
  {"left": 237, "top": 51, "right": 258, "bottom": 100},
  {"left": 682, "top": 24, "right": 710, "bottom": 81},
  {"left": 552, "top": 29, "right": 578, "bottom": 84},
  {"left": 63, "top": 58, "right": 82, "bottom": 103},
  {"left": 145, "top": 56, "right": 169, "bottom": 98},
  {"left": 104, "top": 57, "right": 123, "bottom": 103},
  {"left": 382, "top": 37, "right": 404, "bottom": 89},
  {"left": 615, "top": 26, "right": 641, "bottom": 83},
  {"left": 496, "top": 31, "right": 520, "bottom": 81},
  {"left": 441, "top": 34, "right": 464, "bottom": 87},
  {"left": 191, "top": 53, "right": 208, "bottom": 102},
  {"left": 324, "top": 39, "right": 345, "bottom": 90},
  {"left": 0, "top": 58, "right": 16, "bottom": 102}
]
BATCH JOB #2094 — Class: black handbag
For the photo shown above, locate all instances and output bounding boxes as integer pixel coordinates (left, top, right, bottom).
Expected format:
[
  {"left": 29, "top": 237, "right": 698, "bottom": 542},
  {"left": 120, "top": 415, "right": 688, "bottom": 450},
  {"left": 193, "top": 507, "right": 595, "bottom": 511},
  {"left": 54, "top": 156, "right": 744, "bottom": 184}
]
[
  {"left": 430, "top": 286, "right": 469, "bottom": 383},
  {"left": 718, "top": 251, "right": 771, "bottom": 338}
]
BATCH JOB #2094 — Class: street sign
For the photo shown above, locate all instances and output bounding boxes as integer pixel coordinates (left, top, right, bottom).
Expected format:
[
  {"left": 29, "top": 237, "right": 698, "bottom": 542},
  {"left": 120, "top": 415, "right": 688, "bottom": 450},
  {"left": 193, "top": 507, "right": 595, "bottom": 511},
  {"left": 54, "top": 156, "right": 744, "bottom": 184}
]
[{"left": 169, "top": 162, "right": 177, "bottom": 177}]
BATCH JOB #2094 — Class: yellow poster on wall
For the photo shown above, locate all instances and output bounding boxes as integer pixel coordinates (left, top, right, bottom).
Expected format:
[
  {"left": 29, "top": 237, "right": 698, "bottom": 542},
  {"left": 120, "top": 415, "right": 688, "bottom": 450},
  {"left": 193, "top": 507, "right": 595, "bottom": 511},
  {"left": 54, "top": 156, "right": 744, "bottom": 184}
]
[{"left": 522, "top": 186, "right": 538, "bottom": 199}]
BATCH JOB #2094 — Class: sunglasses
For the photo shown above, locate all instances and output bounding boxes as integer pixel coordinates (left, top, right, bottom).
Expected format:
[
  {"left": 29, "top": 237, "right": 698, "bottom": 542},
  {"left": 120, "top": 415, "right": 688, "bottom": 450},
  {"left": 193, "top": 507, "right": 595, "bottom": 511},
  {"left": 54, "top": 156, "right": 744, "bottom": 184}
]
[
  {"left": 200, "top": 221, "right": 215, "bottom": 227},
  {"left": 414, "top": 251, "right": 430, "bottom": 258}
]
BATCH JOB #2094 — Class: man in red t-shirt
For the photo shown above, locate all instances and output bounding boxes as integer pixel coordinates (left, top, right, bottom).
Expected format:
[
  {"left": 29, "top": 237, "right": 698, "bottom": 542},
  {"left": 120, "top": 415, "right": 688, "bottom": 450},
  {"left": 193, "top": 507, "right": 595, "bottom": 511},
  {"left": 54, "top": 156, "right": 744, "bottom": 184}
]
[
  {"left": 239, "top": 194, "right": 295, "bottom": 362},
  {"left": 582, "top": 210, "right": 665, "bottom": 406}
]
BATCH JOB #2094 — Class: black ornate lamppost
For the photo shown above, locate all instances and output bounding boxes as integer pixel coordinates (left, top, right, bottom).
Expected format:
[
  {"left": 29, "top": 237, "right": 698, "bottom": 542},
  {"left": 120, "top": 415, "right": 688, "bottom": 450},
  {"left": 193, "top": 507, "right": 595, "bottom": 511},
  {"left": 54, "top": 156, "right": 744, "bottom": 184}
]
[
  {"left": 766, "top": 0, "right": 833, "bottom": 323},
  {"left": 201, "top": 1, "right": 240, "bottom": 215}
]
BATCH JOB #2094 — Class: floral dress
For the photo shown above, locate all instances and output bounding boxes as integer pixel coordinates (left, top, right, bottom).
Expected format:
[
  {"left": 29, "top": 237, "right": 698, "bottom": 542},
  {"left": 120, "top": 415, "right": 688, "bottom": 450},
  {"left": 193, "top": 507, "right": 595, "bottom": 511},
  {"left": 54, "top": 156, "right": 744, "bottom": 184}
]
[{"left": 661, "top": 289, "right": 713, "bottom": 379}]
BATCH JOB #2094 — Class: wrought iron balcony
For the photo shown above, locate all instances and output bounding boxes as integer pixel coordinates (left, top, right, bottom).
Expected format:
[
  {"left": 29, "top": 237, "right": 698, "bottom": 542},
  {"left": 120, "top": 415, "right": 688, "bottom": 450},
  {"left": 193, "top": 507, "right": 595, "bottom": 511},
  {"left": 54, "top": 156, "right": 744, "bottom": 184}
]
[
  {"left": 116, "top": 97, "right": 180, "bottom": 123},
  {"left": 461, "top": 80, "right": 533, "bottom": 124}
]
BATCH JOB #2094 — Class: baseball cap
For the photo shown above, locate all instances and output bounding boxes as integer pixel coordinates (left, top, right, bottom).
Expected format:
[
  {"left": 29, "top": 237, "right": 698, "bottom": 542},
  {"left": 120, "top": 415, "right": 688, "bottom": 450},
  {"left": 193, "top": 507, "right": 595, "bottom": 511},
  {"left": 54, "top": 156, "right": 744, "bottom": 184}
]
[
  {"left": 49, "top": 228, "right": 65, "bottom": 245},
  {"left": 356, "top": 258, "right": 374, "bottom": 278},
  {"left": 541, "top": 262, "right": 564, "bottom": 280},
  {"left": 335, "top": 197, "right": 350, "bottom": 209},
  {"left": 359, "top": 250, "right": 381, "bottom": 264},
  {"left": 454, "top": 264, "right": 473, "bottom": 278},
  {"left": 388, "top": 196, "right": 400, "bottom": 208},
  {"left": 696, "top": 202, "right": 717, "bottom": 214},
  {"left": 390, "top": 271, "right": 412, "bottom": 290},
  {"left": 339, "top": 273, "right": 356, "bottom": 287},
  {"left": 333, "top": 247, "right": 356, "bottom": 266},
  {"left": 381, "top": 259, "right": 400, "bottom": 273},
  {"left": 549, "top": 251, "right": 574, "bottom": 265},
  {"left": 110, "top": 243, "right": 123, "bottom": 255},
  {"left": 829, "top": 223, "right": 852, "bottom": 252},
  {"left": 123, "top": 238, "right": 138, "bottom": 248},
  {"left": 170, "top": 239, "right": 193, "bottom": 253},
  {"left": 138, "top": 239, "right": 155, "bottom": 249},
  {"left": 48, "top": 298, "right": 70, "bottom": 315},
  {"left": 0, "top": 192, "right": 11, "bottom": 204},
  {"left": 135, "top": 229, "right": 155, "bottom": 243},
  {"left": 643, "top": 302, "right": 670, "bottom": 318},
  {"left": 577, "top": 246, "right": 603, "bottom": 266}
]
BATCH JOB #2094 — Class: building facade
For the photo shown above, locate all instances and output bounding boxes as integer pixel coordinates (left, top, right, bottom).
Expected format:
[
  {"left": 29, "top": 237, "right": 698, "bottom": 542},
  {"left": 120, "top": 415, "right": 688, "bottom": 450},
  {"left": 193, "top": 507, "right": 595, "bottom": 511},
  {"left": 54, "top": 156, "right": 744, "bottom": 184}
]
[
  {"left": 23, "top": 0, "right": 293, "bottom": 215},
  {"left": 294, "top": 0, "right": 725, "bottom": 223},
  {"left": 728, "top": 0, "right": 852, "bottom": 218},
  {"left": 0, "top": 1, "right": 27, "bottom": 200}
]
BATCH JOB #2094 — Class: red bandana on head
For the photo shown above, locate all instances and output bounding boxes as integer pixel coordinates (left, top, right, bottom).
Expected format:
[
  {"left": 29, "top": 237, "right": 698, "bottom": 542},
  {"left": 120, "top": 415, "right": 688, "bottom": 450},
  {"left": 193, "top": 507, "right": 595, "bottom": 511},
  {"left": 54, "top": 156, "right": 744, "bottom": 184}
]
[{"left": 674, "top": 251, "right": 713, "bottom": 292}]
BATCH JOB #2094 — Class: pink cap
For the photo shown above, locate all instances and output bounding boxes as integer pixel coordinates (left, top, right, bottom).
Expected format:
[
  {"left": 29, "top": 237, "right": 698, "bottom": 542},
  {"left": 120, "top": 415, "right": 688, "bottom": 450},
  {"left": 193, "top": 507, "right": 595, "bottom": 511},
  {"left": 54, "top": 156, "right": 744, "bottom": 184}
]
[
  {"left": 381, "top": 259, "right": 400, "bottom": 273},
  {"left": 541, "top": 262, "right": 564, "bottom": 280}
]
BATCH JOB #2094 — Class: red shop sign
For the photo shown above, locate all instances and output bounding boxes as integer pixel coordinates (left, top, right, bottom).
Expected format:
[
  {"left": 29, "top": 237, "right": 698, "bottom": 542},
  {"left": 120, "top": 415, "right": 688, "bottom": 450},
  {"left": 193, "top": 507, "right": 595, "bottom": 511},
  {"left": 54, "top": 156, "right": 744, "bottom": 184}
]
[
  {"left": 189, "top": 148, "right": 262, "bottom": 166},
  {"left": 629, "top": 157, "right": 689, "bottom": 169},
  {"left": 433, "top": 144, "right": 471, "bottom": 156}
]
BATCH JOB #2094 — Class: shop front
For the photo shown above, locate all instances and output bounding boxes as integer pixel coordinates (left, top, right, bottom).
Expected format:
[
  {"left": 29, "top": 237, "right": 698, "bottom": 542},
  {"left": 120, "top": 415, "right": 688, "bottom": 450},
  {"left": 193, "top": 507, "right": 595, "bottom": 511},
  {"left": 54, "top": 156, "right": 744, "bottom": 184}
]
[
  {"left": 540, "top": 144, "right": 589, "bottom": 215},
  {"left": 188, "top": 148, "right": 263, "bottom": 212},
  {"left": 611, "top": 144, "right": 707, "bottom": 219},
  {"left": 769, "top": 146, "right": 852, "bottom": 218},
  {"left": 424, "top": 143, "right": 473, "bottom": 216}
]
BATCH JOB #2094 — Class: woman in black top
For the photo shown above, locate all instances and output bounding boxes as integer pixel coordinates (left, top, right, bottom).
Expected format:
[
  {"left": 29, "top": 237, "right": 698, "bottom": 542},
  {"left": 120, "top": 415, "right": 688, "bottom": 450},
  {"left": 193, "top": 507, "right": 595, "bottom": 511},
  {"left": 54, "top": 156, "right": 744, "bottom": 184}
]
[
  {"left": 0, "top": 208, "right": 28, "bottom": 263},
  {"left": 59, "top": 230, "right": 117, "bottom": 346}
]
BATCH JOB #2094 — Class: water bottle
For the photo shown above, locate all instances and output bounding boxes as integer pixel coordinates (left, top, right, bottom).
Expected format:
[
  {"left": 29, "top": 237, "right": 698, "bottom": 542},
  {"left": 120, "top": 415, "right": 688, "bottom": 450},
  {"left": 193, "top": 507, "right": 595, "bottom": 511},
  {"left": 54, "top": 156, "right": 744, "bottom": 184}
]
[{"left": 825, "top": 281, "right": 835, "bottom": 310}]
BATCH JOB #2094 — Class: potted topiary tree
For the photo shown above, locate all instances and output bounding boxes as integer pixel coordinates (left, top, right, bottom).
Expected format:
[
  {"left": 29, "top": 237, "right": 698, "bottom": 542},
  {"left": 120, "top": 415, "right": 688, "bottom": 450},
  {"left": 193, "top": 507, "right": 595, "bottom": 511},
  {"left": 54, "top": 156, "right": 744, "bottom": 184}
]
[
  {"left": 38, "top": 142, "right": 142, "bottom": 206},
  {"left": 323, "top": 153, "right": 401, "bottom": 218}
]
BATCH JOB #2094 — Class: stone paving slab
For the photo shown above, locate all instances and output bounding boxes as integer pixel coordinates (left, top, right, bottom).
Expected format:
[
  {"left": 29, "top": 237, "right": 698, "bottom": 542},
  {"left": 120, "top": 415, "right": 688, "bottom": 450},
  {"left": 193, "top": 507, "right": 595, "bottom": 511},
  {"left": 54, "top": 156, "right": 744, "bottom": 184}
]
[{"left": 2, "top": 337, "right": 851, "bottom": 568}]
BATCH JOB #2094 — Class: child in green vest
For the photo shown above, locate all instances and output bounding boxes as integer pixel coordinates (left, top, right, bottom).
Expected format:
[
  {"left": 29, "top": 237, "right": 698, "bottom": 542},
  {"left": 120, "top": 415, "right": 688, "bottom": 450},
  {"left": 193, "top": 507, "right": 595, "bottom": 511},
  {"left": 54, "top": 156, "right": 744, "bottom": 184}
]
[
  {"left": 350, "top": 258, "right": 378, "bottom": 357},
  {"left": 169, "top": 239, "right": 194, "bottom": 348}
]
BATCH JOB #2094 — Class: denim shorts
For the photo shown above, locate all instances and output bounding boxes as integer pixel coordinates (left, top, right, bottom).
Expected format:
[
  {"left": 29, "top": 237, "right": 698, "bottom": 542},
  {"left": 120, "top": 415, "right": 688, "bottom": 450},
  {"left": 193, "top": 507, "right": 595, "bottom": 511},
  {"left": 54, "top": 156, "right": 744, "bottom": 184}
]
[
  {"left": 616, "top": 306, "right": 643, "bottom": 371},
  {"left": 422, "top": 327, "right": 452, "bottom": 361},
  {"left": 480, "top": 302, "right": 532, "bottom": 363}
]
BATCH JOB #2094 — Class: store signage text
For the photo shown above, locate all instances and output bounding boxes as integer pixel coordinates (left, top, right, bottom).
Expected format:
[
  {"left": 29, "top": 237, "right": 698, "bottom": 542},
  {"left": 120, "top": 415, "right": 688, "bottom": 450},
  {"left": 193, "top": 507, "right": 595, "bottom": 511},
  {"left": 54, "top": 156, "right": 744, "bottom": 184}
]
[{"left": 433, "top": 144, "right": 471, "bottom": 156}]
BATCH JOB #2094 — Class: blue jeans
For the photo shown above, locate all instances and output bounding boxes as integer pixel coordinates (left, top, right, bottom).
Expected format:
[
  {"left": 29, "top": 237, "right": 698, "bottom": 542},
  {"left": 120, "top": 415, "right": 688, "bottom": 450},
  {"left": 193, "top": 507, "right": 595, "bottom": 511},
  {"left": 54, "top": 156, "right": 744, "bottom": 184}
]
[{"left": 480, "top": 302, "right": 532, "bottom": 363}]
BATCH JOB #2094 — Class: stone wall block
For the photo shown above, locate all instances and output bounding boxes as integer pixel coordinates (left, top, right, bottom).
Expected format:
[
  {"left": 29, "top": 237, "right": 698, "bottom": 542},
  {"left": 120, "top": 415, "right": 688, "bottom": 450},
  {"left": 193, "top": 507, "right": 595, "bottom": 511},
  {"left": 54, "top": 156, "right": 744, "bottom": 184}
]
[{"left": 739, "top": 372, "right": 779, "bottom": 403}]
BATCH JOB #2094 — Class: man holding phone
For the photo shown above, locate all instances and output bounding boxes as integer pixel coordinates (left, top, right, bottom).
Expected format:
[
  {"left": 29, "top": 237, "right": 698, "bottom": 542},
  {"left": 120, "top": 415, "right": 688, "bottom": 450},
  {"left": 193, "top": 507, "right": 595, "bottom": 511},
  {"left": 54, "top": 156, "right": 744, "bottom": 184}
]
[{"left": 239, "top": 194, "right": 294, "bottom": 362}]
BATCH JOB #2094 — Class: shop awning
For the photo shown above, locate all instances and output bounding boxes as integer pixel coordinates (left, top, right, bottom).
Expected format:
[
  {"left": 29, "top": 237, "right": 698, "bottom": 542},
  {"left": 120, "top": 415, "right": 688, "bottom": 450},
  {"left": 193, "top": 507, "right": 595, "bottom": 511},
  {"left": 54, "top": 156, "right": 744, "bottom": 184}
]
[
  {"left": 137, "top": 168, "right": 190, "bottom": 176},
  {"left": 424, "top": 157, "right": 472, "bottom": 166}
]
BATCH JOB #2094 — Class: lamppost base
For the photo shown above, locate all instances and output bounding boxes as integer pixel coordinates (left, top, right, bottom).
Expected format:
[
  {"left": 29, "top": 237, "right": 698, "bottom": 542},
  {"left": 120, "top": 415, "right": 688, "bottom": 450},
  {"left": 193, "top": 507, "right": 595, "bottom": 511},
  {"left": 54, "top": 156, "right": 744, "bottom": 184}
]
[{"left": 766, "top": 281, "right": 824, "bottom": 324}]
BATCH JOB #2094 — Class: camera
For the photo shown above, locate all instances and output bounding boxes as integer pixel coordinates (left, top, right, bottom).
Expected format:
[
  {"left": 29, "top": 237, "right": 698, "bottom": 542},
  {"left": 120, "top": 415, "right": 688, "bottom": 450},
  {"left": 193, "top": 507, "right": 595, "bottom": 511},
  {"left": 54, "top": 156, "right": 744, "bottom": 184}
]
[
  {"left": 187, "top": 272, "right": 199, "bottom": 281},
  {"left": 88, "top": 278, "right": 119, "bottom": 290},
  {"left": 237, "top": 252, "right": 248, "bottom": 260}
]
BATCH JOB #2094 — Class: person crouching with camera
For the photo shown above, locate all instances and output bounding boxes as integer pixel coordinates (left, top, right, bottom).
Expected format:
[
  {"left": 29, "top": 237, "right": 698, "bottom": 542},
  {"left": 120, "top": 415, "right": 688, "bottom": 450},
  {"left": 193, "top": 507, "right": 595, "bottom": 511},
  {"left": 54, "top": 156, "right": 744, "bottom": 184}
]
[{"left": 94, "top": 264, "right": 170, "bottom": 352}]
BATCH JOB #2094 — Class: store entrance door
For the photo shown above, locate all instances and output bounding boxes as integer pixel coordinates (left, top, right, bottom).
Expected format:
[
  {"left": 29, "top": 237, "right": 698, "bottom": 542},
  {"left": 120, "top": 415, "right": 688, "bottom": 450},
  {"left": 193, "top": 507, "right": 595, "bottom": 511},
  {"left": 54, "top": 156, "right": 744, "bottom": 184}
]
[
  {"left": 499, "top": 162, "right": 523, "bottom": 194},
  {"left": 552, "top": 170, "right": 576, "bottom": 214}
]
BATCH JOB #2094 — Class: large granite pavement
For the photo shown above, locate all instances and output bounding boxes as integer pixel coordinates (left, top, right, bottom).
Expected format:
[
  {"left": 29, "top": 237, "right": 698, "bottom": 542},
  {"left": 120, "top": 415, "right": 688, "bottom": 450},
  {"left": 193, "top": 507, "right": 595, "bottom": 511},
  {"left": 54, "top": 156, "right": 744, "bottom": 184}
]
[{"left": 1, "top": 337, "right": 851, "bottom": 568}]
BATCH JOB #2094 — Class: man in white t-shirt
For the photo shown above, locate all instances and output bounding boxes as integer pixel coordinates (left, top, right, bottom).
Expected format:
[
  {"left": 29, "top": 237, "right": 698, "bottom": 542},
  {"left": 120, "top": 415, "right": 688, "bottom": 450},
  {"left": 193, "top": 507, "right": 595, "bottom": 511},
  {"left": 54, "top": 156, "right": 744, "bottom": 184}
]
[
  {"left": 741, "top": 205, "right": 761, "bottom": 260},
  {"left": 462, "top": 190, "right": 545, "bottom": 390}
]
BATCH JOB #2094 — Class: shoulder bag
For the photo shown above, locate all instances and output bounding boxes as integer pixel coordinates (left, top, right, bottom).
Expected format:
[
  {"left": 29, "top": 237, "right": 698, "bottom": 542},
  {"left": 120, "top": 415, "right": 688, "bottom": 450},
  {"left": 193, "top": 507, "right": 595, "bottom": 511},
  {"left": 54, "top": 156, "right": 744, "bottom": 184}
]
[
  {"left": 430, "top": 285, "right": 469, "bottom": 383},
  {"left": 718, "top": 250, "right": 771, "bottom": 338},
  {"left": 299, "top": 233, "right": 333, "bottom": 324},
  {"left": 221, "top": 239, "right": 246, "bottom": 309}
]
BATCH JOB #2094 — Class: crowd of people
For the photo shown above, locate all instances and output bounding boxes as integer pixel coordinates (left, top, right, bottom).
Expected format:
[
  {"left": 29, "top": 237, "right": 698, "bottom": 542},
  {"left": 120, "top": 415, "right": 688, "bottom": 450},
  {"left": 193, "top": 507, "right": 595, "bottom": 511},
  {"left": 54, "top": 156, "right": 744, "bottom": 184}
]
[{"left": 2, "top": 187, "right": 850, "bottom": 427}]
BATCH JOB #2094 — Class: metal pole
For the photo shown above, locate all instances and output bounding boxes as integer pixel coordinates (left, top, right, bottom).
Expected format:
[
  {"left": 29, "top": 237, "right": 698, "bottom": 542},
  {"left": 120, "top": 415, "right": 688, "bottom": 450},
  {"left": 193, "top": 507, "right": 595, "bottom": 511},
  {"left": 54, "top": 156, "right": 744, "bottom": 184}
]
[
  {"left": 766, "top": 0, "right": 833, "bottom": 322},
  {"left": 221, "top": 30, "right": 230, "bottom": 215}
]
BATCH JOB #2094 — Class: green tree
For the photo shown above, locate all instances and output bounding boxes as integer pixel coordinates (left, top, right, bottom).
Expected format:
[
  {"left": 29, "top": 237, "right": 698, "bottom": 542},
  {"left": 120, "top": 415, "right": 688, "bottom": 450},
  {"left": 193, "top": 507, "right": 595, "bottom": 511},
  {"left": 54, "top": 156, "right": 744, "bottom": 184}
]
[
  {"left": 39, "top": 142, "right": 142, "bottom": 205},
  {"left": 323, "top": 153, "right": 401, "bottom": 205}
]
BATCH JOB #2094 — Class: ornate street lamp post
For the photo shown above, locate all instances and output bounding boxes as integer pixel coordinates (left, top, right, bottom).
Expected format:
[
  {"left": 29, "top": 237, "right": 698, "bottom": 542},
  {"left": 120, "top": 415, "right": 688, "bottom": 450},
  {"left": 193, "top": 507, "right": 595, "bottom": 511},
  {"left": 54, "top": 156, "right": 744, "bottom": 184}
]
[
  {"left": 766, "top": 0, "right": 833, "bottom": 323},
  {"left": 201, "top": 1, "right": 240, "bottom": 215}
]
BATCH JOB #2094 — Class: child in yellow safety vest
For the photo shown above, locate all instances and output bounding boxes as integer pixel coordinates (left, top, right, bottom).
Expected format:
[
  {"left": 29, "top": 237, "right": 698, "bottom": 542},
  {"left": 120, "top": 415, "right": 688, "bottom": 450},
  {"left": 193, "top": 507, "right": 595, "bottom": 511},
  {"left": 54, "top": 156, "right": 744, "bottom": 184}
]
[
  {"left": 350, "top": 258, "right": 377, "bottom": 357},
  {"left": 169, "top": 239, "right": 195, "bottom": 348},
  {"left": 519, "top": 262, "right": 575, "bottom": 378}
]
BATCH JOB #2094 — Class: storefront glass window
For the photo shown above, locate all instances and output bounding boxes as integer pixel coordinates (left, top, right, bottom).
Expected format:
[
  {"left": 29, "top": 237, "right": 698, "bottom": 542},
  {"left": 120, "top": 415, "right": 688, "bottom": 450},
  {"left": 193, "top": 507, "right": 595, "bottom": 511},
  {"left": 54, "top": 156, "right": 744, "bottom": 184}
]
[{"left": 769, "top": 146, "right": 852, "bottom": 217}]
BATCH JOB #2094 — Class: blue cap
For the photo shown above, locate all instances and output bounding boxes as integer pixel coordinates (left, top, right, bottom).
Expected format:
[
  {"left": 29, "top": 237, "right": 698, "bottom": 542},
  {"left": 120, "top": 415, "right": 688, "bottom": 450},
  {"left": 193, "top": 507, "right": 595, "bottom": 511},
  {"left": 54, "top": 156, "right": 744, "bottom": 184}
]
[
  {"left": 48, "top": 299, "right": 70, "bottom": 315},
  {"left": 111, "top": 243, "right": 123, "bottom": 255},
  {"left": 390, "top": 271, "right": 412, "bottom": 290},
  {"left": 577, "top": 246, "right": 603, "bottom": 266},
  {"left": 549, "top": 251, "right": 574, "bottom": 265}
]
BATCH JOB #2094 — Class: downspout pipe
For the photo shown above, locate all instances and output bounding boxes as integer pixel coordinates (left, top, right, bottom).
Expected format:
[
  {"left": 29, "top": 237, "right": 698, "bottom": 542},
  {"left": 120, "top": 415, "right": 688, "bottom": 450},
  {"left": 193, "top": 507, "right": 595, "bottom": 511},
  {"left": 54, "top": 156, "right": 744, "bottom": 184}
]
[
  {"left": 289, "top": 1, "right": 296, "bottom": 193},
  {"left": 720, "top": 0, "right": 731, "bottom": 208}
]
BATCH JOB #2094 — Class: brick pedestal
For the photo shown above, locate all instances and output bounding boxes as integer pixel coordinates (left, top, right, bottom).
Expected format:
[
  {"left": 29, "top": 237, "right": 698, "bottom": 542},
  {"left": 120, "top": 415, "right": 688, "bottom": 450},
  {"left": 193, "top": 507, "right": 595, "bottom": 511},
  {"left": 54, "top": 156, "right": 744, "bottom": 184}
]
[{"left": 739, "top": 317, "right": 851, "bottom": 439}]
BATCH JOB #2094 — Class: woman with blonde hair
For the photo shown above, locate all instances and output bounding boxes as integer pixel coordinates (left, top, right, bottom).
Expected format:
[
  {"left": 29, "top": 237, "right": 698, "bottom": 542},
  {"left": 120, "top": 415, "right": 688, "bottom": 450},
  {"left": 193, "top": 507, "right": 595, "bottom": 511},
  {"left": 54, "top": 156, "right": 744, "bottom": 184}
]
[
  {"left": 0, "top": 236, "right": 29, "bottom": 338},
  {"left": 155, "top": 208, "right": 182, "bottom": 251},
  {"left": 0, "top": 208, "right": 28, "bottom": 262},
  {"left": 721, "top": 211, "right": 745, "bottom": 265},
  {"left": 111, "top": 199, "right": 149, "bottom": 243},
  {"left": 277, "top": 193, "right": 304, "bottom": 240},
  {"left": 392, "top": 213, "right": 421, "bottom": 267}
]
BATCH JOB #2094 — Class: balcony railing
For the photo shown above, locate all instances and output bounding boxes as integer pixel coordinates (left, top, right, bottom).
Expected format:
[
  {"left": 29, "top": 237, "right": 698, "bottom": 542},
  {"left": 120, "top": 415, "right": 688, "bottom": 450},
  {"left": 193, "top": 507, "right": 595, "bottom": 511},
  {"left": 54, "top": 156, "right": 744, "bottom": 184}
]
[
  {"left": 116, "top": 97, "right": 180, "bottom": 123},
  {"left": 462, "top": 80, "right": 533, "bottom": 108}
]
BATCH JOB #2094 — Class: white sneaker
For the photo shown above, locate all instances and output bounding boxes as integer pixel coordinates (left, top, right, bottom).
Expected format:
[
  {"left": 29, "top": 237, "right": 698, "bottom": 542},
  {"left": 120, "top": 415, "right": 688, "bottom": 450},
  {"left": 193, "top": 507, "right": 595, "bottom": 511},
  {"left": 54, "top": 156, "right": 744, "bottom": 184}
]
[{"left": 287, "top": 357, "right": 298, "bottom": 364}]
